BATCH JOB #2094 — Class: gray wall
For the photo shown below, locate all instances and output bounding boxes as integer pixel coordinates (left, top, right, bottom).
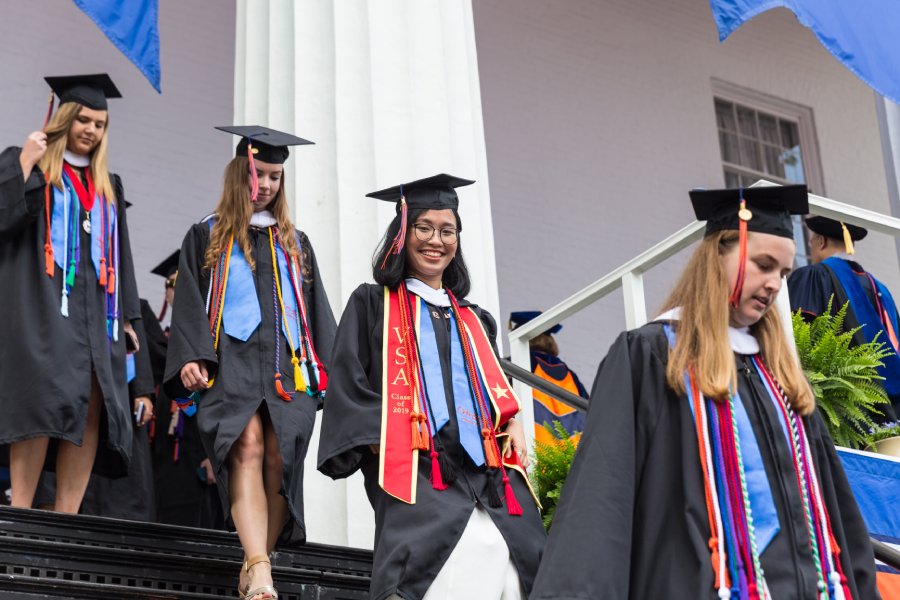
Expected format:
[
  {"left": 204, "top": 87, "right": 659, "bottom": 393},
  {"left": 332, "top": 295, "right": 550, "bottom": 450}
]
[
  {"left": 474, "top": 0, "right": 896, "bottom": 384},
  {"left": 0, "top": 0, "right": 235, "bottom": 313}
]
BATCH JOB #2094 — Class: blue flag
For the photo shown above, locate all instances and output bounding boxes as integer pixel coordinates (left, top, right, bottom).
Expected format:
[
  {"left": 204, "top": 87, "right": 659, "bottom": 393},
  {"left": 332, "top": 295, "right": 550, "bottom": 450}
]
[
  {"left": 709, "top": 0, "right": 900, "bottom": 104},
  {"left": 72, "top": 0, "right": 161, "bottom": 92}
]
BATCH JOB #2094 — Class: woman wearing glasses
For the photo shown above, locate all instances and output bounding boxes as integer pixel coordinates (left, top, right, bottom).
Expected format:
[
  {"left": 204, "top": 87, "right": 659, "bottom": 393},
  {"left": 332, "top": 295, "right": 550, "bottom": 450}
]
[{"left": 318, "top": 174, "right": 546, "bottom": 600}]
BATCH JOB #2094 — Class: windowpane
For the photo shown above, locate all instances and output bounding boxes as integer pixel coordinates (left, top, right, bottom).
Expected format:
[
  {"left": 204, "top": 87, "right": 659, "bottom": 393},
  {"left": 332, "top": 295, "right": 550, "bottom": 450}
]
[
  {"left": 758, "top": 114, "right": 779, "bottom": 145},
  {"left": 737, "top": 106, "right": 758, "bottom": 138},
  {"left": 716, "top": 99, "right": 737, "bottom": 132},
  {"left": 782, "top": 146, "right": 805, "bottom": 183},
  {"left": 724, "top": 169, "right": 740, "bottom": 188},
  {"left": 763, "top": 144, "right": 786, "bottom": 178},
  {"left": 739, "top": 136, "right": 762, "bottom": 171},
  {"left": 719, "top": 131, "right": 741, "bottom": 164},
  {"left": 779, "top": 120, "right": 799, "bottom": 150}
]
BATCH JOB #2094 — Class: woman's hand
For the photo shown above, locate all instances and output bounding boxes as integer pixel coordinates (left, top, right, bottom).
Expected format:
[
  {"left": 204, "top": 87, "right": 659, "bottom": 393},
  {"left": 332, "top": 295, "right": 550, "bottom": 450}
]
[
  {"left": 504, "top": 417, "right": 530, "bottom": 469},
  {"left": 19, "top": 131, "right": 47, "bottom": 181},
  {"left": 133, "top": 396, "right": 153, "bottom": 427},
  {"left": 181, "top": 360, "right": 209, "bottom": 392},
  {"left": 199, "top": 458, "right": 216, "bottom": 485},
  {"left": 123, "top": 321, "right": 140, "bottom": 354}
]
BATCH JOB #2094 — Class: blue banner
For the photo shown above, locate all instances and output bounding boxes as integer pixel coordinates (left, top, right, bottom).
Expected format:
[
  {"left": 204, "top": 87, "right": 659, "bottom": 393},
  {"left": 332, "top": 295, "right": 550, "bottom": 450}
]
[
  {"left": 73, "top": 0, "right": 161, "bottom": 92},
  {"left": 709, "top": 0, "right": 900, "bottom": 104}
]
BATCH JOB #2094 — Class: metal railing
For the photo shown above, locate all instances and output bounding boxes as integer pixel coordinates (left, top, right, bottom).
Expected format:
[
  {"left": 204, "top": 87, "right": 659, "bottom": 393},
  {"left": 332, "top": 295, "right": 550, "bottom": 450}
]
[{"left": 508, "top": 181, "right": 900, "bottom": 436}]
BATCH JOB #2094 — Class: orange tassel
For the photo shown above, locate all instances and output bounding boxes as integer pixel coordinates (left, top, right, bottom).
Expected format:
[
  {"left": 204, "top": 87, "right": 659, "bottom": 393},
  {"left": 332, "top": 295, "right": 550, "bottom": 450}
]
[
  {"left": 502, "top": 473, "right": 522, "bottom": 516},
  {"left": 410, "top": 412, "right": 423, "bottom": 450},
  {"left": 430, "top": 450, "right": 448, "bottom": 490},
  {"left": 482, "top": 428, "right": 501, "bottom": 468},
  {"left": 274, "top": 373, "right": 293, "bottom": 401},
  {"left": 98, "top": 257, "right": 107, "bottom": 287},
  {"left": 107, "top": 267, "right": 115, "bottom": 294},
  {"left": 417, "top": 414, "right": 430, "bottom": 450},
  {"left": 44, "top": 243, "right": 55, "bottom": 277},
  {"left": 729, "top": 198, "right": 750, "bottom": 309}
]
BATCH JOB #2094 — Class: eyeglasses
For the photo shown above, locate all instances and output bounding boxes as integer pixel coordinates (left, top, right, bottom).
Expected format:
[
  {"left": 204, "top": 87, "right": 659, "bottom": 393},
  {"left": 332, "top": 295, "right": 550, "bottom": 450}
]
[{"left": 411, "top": 223, "right": 458, "bottom": 245}]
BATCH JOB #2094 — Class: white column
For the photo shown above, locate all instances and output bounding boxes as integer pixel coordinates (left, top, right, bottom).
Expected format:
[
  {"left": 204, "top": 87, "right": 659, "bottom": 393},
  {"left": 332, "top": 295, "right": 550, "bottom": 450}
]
[
  {"left": 876, "top": 94, "right": 900, "bottom": 261},
  {"left": 234, "top": 0, "right": 500, "bottom": 549}
]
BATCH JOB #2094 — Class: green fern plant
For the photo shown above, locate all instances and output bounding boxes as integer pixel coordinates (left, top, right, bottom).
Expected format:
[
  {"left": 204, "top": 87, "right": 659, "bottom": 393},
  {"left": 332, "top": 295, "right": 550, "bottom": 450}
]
[
  {"left": 792, "top": 298, "right": 892, "bottom": 448},
  {"left": 529, "top": 421, "right": 578, "bottom": 530}
]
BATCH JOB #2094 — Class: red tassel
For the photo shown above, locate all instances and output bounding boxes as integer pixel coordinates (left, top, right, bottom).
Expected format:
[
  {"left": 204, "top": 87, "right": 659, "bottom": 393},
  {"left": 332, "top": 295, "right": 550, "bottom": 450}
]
[
  {"left": 98, "top": 257, "right": 107, "bottom": 287},
  {"left": 483, "top": 428, "right": 501, "bottom": 468},
  {"left": 316, "top": 364, "right": 328, "bottom": 390},
  {"left": 43, "top": 92, "right": 55, "bottom": 129},
  {"left": 430, "top": 450, "right": 448, "bottom": 490},
  {"left": 274, "top": 373, "right": 293, "bottom": 401},
  {"left": 248, "top": 143, "right": 259, "bottom": 202},
  {"left": 379, "top": 195, "right": 408, "bottom": 269},
  {"left": 729, "top": 198, "right": 750, "bottom": 309},
  {"left": 502, "top": 473, "right": 522, "bottom": 516},
  {"left": 44, "top": 184, "right": 54, "bottom": 277},
  {"left": 107, "top": 267, "right": 116, "bottom": 295}
]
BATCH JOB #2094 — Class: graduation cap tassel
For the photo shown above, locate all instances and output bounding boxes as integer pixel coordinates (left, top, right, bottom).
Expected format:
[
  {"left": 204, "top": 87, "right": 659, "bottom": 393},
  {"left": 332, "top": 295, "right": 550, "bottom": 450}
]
[
  {"left": 248, "top": 143, "right": 259, "bottom": 202},
  {"left": 840, "top": 222, "right": 855, "bottom": 255},
  {"left": 728, "top": 196, "right": 752, "bottom": 309},
  {"left": 379, "top": 189, "right": 408, "bottom": 269},
  {"left": 42, "top": 92, "right": 55, "bottom": 129}
]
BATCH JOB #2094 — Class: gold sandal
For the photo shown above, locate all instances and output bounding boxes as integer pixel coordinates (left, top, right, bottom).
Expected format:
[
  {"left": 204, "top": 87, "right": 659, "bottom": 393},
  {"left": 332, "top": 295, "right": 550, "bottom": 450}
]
[{"left": 239, "top": 555, "right": 278, "bottom": 599}]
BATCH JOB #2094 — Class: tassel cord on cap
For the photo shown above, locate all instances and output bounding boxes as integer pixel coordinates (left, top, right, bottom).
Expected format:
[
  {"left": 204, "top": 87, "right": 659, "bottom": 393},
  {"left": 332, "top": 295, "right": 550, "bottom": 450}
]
[
  {"left": 840, "top": 222, "right": 855, "bottom": 255},
  {"left": 380, "top": 186, "right": 407, "bottom": 269},
  {"left": 728, "top": 193, "right": 751, "bottom": 310},
  {"left": 248, "top": 142, "right": 259, "bottom": 202}
]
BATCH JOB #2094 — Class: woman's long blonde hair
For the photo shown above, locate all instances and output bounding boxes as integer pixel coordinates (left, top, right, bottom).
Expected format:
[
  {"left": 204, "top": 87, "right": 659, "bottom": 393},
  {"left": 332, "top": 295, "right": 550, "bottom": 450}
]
[
  {"left": 38, "top": 102, "right": 115, "bottom": 202},
  {"left": 204, "top": 156, "right": 302, "bottom": 273},
  {"left": 660, "top": 230, "right": 814, "bottom": 414}
]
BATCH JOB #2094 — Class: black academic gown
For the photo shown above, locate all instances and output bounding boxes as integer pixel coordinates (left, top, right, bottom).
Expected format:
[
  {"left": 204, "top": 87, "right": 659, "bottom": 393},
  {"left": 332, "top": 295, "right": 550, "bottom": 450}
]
[
  {"left": 0, "top": 146, "right": 139, "bottom": 477},
  {"left": 80, "top": 313, "right": 156, "bottom": 521},
  {"left": 789, "top": 260, "right": 900, "bottom": 419},
  {"left": 164, "top": 221, "right": 335, "bottom": 544},
  {"left": 146, "top": 298, "right": 222, "bottom": 529},
  {"left": 318, "top": 283, "right": 546, "bottom": 600},
  {"left": 530, "top": 322, "right": 880, "bottom": 600}
]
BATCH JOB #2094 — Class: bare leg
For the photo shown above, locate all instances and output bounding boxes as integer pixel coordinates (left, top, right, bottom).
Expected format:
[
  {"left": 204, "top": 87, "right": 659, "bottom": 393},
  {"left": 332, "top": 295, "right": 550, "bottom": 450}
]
[
  {"left": 230, "top": 413, "right": 274, "bottom": 598},
  {"left": 55, "top": 373, "right": 102, "bottom": 513},
  {"left": 9, "top": 437, "right": 49, "bottom": 508},
  {"left": 261, "top": 410, "right": 288, "bottom": 554}
]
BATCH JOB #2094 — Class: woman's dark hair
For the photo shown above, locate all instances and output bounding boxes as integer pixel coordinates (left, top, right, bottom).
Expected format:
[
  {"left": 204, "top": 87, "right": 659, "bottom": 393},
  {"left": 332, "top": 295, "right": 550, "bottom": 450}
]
[{"left": 373, "top": 207, "right": 471, "bottom": 297}]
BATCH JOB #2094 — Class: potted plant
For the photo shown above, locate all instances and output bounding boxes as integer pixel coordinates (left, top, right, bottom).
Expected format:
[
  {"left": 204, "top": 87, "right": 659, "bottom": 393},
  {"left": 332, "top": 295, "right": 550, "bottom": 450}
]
[
  {"left": 529, "top": 421, "right": 577, "bottom": 530},
  {"left": 792, "top": 299, "right": 893, "bottom": 448},
  {"left": 866, "top": 421, "right": 900, "bottom": 458}
]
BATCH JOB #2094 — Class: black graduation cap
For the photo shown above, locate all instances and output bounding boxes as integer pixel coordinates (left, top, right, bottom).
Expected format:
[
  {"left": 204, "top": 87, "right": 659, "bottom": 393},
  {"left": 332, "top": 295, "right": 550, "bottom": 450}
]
[
  {"left": 151, "top": 250, "right": 180, "bottom": 279},
  {"left": 509, "top": 311, "right": 562, "bottom": 335},
  {"left": 806, "top": 216, "right": 867, "bottom": 242},
  {"left": 215, "top": 125, "right": 313, "bottom": 165},
  {"left": 366, "top": 173, "right": 475, "bottom": 211},
  {"left": 44, "top": 74, "right": 121, "bottom": 111},
  {"left": 689, "top": 184, "right": 808, "bottom": 239}
]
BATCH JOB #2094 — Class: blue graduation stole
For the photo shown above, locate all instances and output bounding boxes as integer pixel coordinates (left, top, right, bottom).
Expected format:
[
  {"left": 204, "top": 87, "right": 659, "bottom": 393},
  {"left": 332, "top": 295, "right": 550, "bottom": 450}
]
[
  {"left": 416, "top": 297, "right": 486, "bottom": 466},
  {"left": 664, "top": 324, "right": 781, "bottom": 552},
  {"left": 50, "top": 173, "right": 116, "bottom": 285},
  {"left": 207, "top": 220, "right": 300, "bottom": 347},
  {"left": 824, "top": 256, "right": 900, "bottom": 396}
]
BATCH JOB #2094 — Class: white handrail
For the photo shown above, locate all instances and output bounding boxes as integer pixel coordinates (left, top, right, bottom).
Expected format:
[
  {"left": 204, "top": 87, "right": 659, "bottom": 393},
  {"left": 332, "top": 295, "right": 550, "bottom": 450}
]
[{"left": 509, "top": 181, "right": 900, "bottom": 446}]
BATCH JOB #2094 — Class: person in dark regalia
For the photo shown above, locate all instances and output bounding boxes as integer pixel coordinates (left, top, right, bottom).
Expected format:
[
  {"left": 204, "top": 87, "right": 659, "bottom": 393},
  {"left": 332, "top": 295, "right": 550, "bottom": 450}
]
[
  {"left": 531, "top": 185, "right": 880, "bottom": 600},
  {"left": 79, "top": 316, "right": 156, "bottom": 520},
  {"left": 789, "top": 216, "right": 900, "bottom": 419},
  {"left": 0, "top": 74, "right": 141, "bottom": 513},
  {"left": 317, "top": 174, "right": 546, "bottom": 600},
  {"left": 165, "top": 126, "right": 335, "bottom": 600},
  {"left": 508, "top": 311, "right": 588, "bottom": 445},
  {"left": 149, "top": 251, "right": 223, "bottom": 529}
]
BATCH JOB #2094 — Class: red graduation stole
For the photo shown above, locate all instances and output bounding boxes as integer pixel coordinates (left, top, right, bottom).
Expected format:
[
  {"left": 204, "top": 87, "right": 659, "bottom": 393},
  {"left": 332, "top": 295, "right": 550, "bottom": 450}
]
[{"left": 380, "top": 285, "right": 524, "bottom": 504}]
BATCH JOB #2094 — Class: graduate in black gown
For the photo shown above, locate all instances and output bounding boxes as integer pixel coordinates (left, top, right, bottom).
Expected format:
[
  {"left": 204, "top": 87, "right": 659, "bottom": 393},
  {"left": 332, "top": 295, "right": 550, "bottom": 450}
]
[
  {"left": 149, "top": 251, "right": 223, "bottom": 528},
  {"left": 531, "top": 186, "right": 880, "bottom": 600},
  {"left": 0, "top": 74, "right": 141, "bottom": 513},
  {"left": 789, "top": 217, "right": 900, "bottom": 419},
  {"left": 165, "top": 126, "right": 335, "bottom": 600},
  {"left": 318, "top": 174, "right": 546, "bottom": 600}
]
